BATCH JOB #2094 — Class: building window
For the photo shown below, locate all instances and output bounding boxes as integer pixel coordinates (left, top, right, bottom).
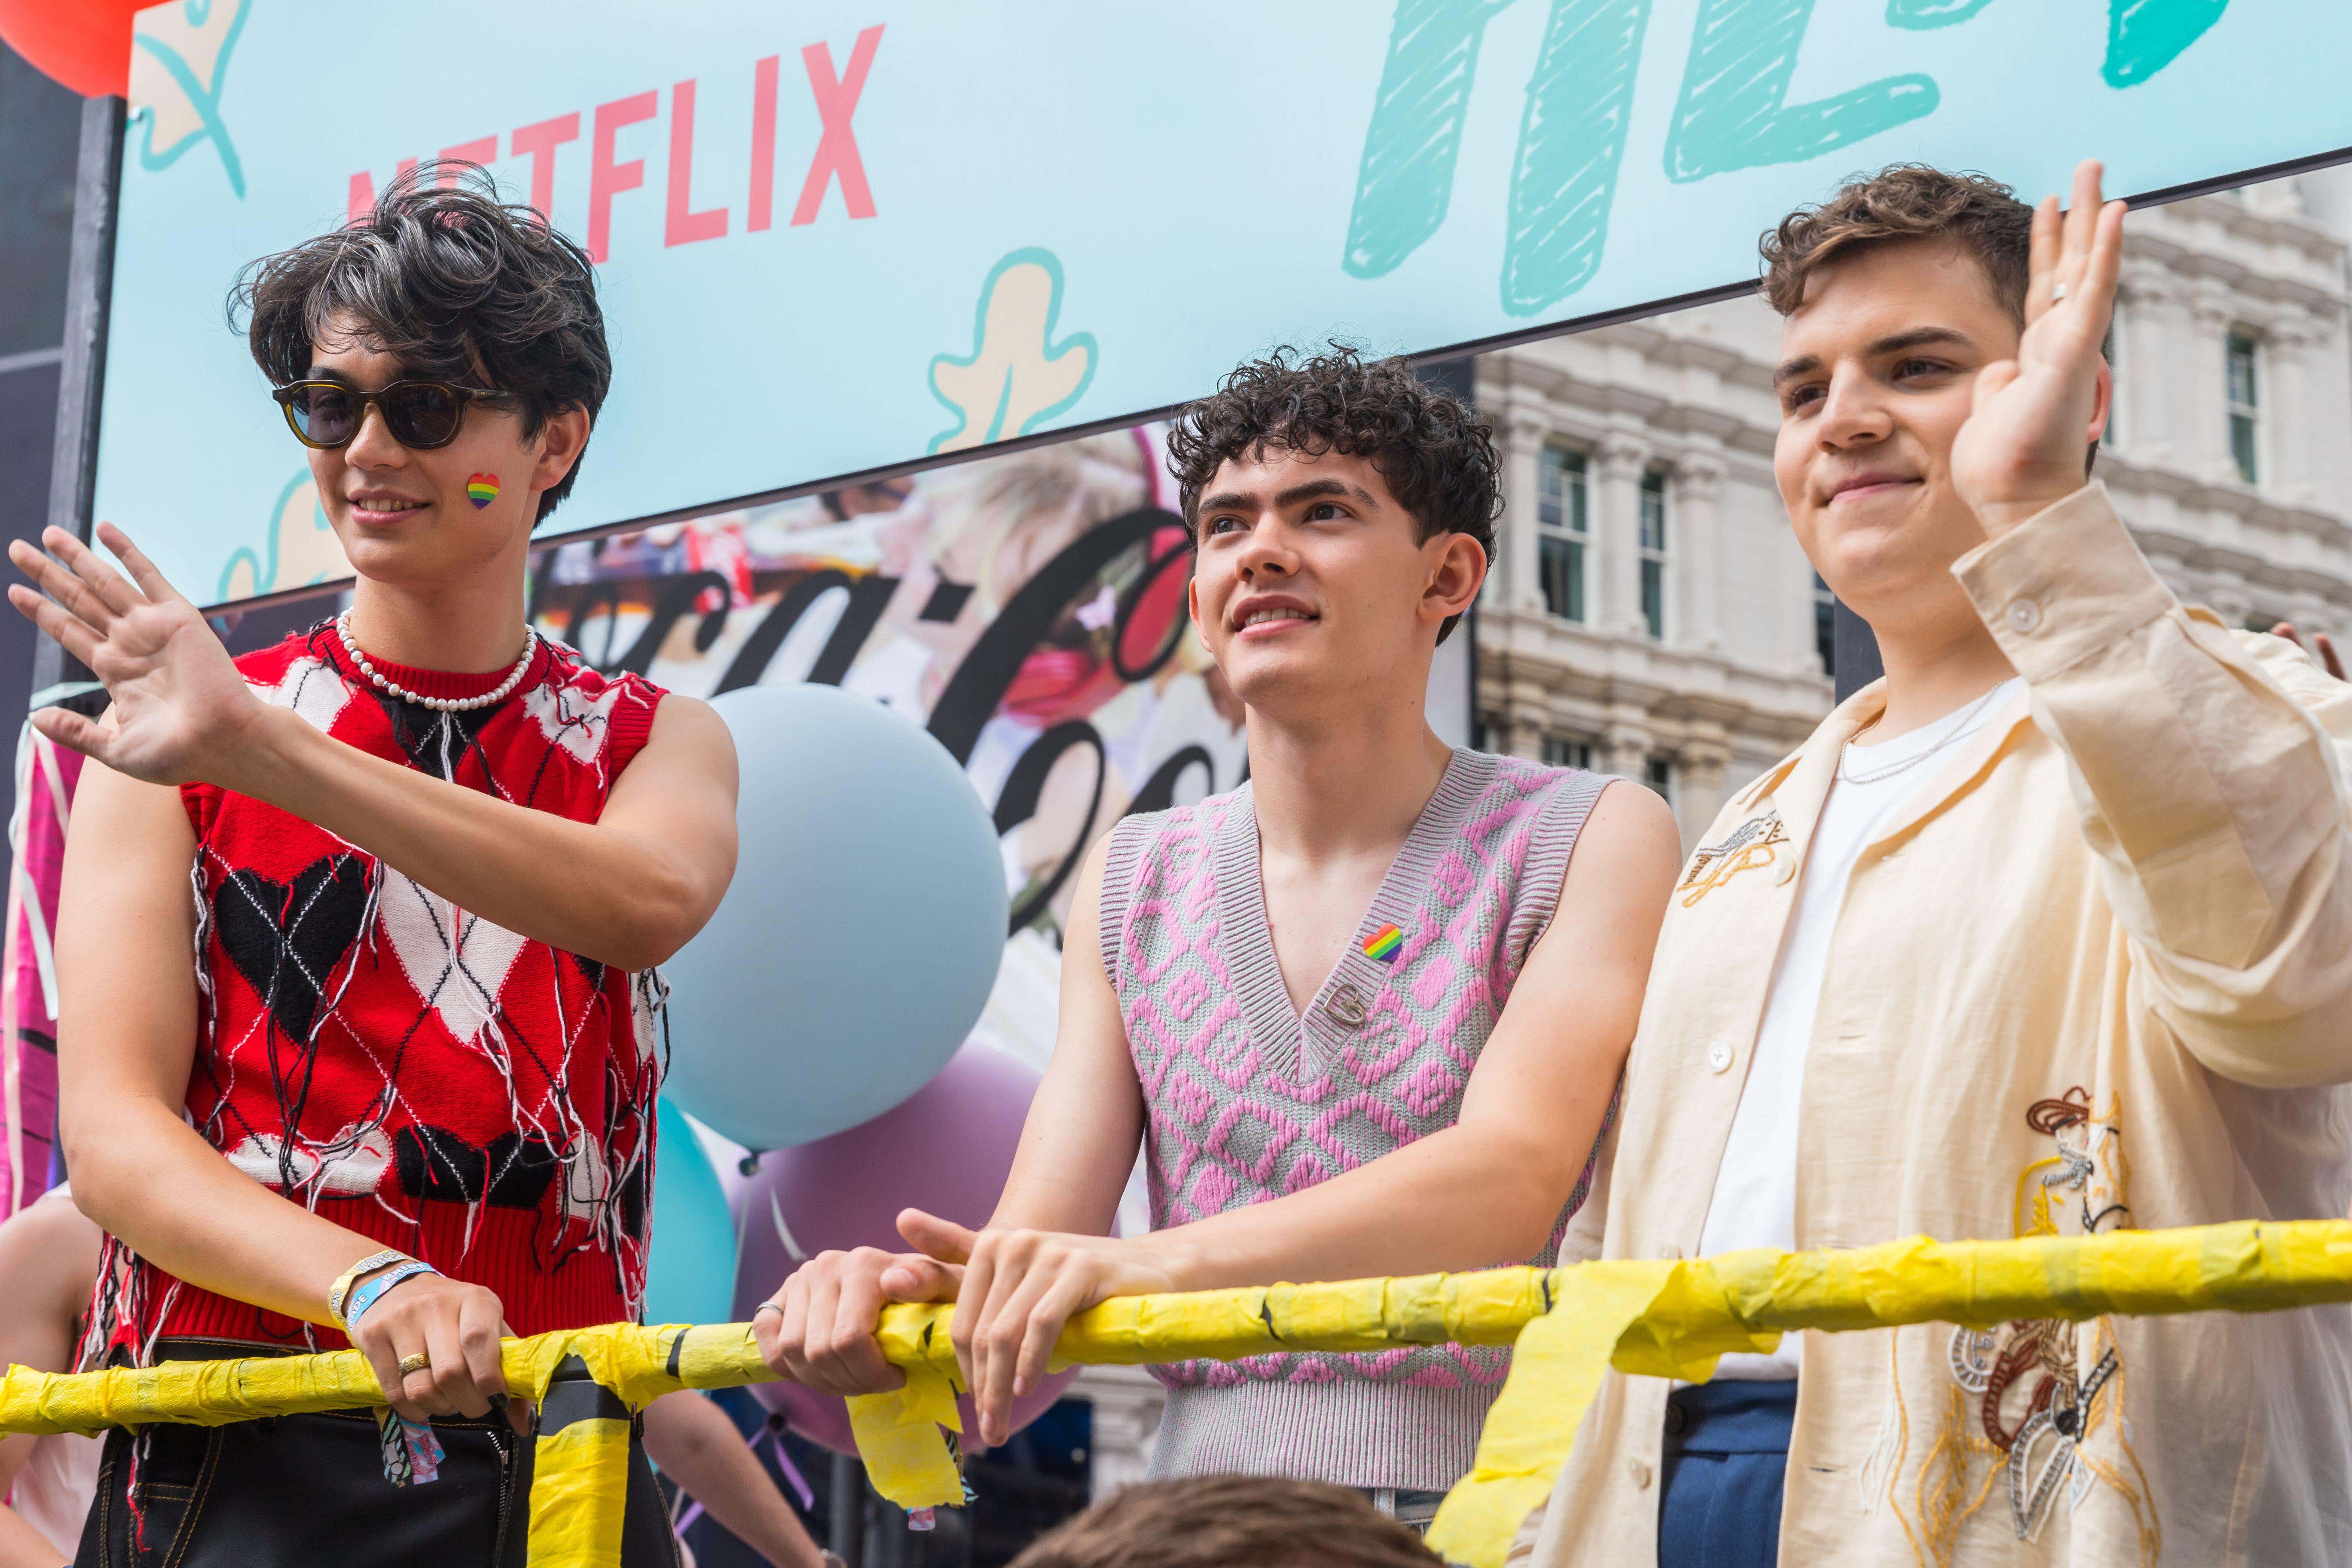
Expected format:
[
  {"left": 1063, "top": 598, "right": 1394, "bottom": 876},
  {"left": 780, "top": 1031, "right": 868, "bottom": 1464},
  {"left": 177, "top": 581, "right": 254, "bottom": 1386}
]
[
  {"left": 1536, "top": 448, "right": 1589, "bottom": 622},
  {"left": 1638, "top": 469, "right": 1667, "bottom": 641},
  {"left": 1645, "top": 754, "right": 1675, "bottom": 804},
  {"left": 2226, "top": 332, "right": 2261, "bottom": 484},
  {"left": 1814, "top": 572, "right": 1836, "bottom": 676},
  {"left": 1543, "top": 736, "right": 1595, "bottom": 771}
]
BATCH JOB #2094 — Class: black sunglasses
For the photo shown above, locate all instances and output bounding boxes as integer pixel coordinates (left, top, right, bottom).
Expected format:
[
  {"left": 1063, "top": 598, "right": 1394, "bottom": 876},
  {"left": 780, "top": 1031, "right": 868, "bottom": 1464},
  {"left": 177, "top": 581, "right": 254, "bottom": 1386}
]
[{"left": 270, "top": 378, "right": 510, "bottom": 451}]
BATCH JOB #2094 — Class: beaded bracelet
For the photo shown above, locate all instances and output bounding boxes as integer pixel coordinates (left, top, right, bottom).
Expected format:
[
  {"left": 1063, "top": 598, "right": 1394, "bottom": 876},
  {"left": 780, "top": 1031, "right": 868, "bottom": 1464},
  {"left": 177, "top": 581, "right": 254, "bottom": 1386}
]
[
  {"left": 341, "top": 1260, "right": 442, "bottom": 1333},
  {"left": 329, "top": 1249, "right": 412, "bottom": 1325}
]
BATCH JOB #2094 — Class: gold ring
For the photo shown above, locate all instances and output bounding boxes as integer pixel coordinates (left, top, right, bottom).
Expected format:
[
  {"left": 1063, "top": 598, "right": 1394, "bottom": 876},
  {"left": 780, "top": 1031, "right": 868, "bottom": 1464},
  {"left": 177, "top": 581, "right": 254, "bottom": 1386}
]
[{"left": 398, "top": 1352, "right": 431, "bottom": 1377}]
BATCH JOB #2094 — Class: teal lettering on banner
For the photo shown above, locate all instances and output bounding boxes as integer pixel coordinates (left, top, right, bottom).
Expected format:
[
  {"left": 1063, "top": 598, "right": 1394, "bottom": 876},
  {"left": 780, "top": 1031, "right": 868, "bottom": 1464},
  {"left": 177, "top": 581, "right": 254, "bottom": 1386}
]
[
  {"left": 1886, "top": 0, "right": 1996, "bottom": 28},
  {"left": 2105, "top": 0, "right": 2230, "bottom": 88},
  {"left": 1503, "top": 0, "right": 1651, "bottom": 316},
  {"left": 1344, "top": 0, "right": 1520, "bottom": 281},
  {"left": 1664, "top": 0, "right": 1937, "bottom": 183},
  {"left": 1345, "top": 0, "right": 1652, "bottom": 317}
]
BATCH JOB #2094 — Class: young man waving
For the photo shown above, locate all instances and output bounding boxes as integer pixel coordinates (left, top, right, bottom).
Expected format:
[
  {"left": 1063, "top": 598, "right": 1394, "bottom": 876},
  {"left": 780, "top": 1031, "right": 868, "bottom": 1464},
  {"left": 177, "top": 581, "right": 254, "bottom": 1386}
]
[
  {"left": 760, "top": 348, "right": 1682, "bottom": 1528},
  {"left": 1519, "top": 162, "right": 2352, "bottom": 1567},
  {"left": 17, "top": 167, "right": 738, "bottom": 1565}
]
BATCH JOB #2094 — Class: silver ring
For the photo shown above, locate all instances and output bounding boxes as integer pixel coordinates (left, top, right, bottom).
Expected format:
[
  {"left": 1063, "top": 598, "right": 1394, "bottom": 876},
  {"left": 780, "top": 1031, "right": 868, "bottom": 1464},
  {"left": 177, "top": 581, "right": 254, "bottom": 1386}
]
[
  {"left": 2051, "top": 282, "right": 2069, "bottom": 301},
  {"left": 753, "top": 1301, "right": 786, "bottom": 1321}
]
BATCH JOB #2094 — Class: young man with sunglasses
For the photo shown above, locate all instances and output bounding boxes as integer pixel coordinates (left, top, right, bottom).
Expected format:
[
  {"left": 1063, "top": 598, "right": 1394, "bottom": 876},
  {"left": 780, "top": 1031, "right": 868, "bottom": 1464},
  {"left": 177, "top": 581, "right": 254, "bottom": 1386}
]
[
  {"left": 1514, "top": 161, "right": 2352, "bottom": 1568},
  {"left": 10, "top": 165, "right": 738, "bottom": 1565}
]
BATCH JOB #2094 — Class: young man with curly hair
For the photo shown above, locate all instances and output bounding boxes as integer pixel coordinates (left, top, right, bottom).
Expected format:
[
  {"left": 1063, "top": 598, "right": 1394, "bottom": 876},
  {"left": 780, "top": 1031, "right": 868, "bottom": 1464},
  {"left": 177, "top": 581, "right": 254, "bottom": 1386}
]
[
  {"left": 758, "top": 347, "right": 1683, "bottom": 1525},
  {"left": 12, "top": 165, "right": 738, "bottom": 1564},
  {"left": 1512, "top": 162, "right": 2352, "bottom": 1568}
]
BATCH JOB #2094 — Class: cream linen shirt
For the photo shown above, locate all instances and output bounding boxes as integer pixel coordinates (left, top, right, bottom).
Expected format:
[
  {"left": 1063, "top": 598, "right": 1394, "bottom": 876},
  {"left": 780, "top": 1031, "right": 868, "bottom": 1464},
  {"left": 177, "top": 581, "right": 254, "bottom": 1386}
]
[{"left": 1517, "top": 484, "right": 2352, "bottom": 1568}]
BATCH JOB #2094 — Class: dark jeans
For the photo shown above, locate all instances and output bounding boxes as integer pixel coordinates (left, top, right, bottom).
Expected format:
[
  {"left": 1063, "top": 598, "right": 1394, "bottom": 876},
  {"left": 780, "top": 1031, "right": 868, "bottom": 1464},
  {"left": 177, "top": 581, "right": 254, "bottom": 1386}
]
[
  {"left": 76, "top": 1339, "right": 680, "bottom": 1568},
  {"left": 1657, "top": 1380, "right": 1796, "bottom": 1568}
]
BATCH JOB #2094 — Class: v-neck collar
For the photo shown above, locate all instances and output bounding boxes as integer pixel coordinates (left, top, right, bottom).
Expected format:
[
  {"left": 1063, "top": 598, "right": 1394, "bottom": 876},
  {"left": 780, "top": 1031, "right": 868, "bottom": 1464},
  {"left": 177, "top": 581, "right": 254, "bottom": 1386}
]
[{"left": 1211, "top": 748, "right": 1497, "bottom": 1073}]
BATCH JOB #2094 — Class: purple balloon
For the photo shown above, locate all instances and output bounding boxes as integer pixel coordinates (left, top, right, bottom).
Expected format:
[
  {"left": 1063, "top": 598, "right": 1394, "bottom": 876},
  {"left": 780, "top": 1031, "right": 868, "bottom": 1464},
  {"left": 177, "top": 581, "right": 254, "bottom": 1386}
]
[{"left": 733, "top": 1040, "right": 1081, "bottom": 1452}]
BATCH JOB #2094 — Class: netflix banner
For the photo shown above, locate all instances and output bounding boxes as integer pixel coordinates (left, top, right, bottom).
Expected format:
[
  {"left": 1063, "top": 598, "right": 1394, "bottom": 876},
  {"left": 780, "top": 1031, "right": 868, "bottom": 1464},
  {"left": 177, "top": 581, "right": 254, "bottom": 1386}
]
[{"left": 99, "top": 0, "right": 2344, "bottom": 610}]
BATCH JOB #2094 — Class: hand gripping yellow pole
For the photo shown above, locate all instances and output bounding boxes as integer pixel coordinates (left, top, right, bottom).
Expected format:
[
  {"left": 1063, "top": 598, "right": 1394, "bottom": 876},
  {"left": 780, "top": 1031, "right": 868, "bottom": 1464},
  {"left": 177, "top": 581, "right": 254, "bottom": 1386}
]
[{"left": 4, "top": 1219, "right": 2349, "bottom": 1568}]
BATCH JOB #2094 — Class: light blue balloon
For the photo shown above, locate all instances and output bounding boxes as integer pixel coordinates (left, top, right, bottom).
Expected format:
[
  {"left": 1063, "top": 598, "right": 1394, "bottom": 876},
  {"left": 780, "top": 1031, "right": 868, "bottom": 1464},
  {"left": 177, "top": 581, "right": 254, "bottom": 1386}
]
[
  {"left": 643, "top": 1098, "right": 736, "bottom": 1328},
  {"left": 662, "top": 684, "right": 1008, "bottom": 1148}
]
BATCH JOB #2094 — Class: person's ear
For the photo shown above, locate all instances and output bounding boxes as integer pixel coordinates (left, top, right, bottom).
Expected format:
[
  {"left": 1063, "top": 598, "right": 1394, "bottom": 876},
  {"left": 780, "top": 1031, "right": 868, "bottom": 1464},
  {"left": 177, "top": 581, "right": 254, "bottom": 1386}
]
[
  {"left": 529, "top": 405, "right": 591, "bottom": 496},
  {"left": 1422, "top": 532, "right": 1486, "bottom": 630},
  {"left": 2089, "top": 353, "right": 2115, "bottom": 445}
]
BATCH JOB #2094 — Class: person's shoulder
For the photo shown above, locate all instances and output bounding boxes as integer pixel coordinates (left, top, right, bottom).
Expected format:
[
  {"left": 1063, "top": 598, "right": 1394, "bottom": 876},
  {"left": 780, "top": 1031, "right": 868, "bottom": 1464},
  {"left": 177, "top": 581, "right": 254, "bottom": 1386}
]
[
  {"left": 537, "top": 636, "right": 668, "bottom": 707},
  {"left": 1118, "top": 778, "right": 1249, "bottom": 844}
]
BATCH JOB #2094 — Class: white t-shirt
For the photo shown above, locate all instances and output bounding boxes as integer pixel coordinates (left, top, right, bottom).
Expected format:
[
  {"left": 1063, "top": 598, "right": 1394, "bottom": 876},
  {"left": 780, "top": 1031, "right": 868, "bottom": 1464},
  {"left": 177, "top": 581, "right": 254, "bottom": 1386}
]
[{"left": 1698, "top": 679, "right": 2022, "bottom": 1380}]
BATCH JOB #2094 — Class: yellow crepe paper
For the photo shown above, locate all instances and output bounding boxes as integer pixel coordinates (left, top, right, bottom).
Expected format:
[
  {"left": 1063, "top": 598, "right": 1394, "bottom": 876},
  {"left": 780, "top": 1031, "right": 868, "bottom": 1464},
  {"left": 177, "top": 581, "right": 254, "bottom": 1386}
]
[
  {"left": 526, "top": 1417, "right": 632, "bottom": 1568},
  {"left": 6, "top": 1221, "right": 2352, "bottom": 1568}
]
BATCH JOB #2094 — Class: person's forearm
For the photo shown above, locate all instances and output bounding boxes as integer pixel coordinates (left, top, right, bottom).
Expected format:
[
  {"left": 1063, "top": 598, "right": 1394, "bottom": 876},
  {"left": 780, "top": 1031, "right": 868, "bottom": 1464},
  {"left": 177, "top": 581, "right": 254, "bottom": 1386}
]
[
  {"left": 1955, "top": 486, "right": 2352, "bottom": 1080},
  {"left": 1123, "top": 1122, "right": 1582, "bottom": 1293},
  {"left": 644, "top": 1396, "right": 823, "bottom": 1568},
  {"left": 68, "top": 1097, "right": 399, "bottom": 1329},
  {"left": 222, "top": 704, "right": 702, "bottom": 969}
]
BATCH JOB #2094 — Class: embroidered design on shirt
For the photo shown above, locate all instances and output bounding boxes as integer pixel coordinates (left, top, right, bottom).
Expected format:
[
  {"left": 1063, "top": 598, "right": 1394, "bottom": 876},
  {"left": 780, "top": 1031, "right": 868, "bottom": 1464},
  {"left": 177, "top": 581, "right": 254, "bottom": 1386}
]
[
  {"left": 1900, "top": 1087, "right": 2159, "bottom": 1567},
  {"left": 1676, "top": 810, "right": 1789, "bottom": 906}
]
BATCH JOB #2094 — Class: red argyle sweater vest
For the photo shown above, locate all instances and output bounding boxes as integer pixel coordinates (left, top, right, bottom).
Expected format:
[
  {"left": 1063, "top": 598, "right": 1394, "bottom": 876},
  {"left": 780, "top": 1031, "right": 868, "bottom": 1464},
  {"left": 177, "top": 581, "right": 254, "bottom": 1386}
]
[{"left": 100, "top": 625, "right": 668, "bottom": 1362}]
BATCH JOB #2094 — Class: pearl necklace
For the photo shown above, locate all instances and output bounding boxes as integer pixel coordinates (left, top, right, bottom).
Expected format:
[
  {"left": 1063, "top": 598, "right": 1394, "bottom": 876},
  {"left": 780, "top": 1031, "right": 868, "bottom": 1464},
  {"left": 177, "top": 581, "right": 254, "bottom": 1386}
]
[{"left": 335, "top": 610, "right": 538, "bottom": 713}]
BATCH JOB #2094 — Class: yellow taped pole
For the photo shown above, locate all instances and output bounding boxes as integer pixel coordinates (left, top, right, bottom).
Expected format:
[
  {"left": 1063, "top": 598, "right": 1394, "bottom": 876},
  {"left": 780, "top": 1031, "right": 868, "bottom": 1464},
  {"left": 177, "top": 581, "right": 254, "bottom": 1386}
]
[
  {"left": 525, "top": 1354, "right": 634, "bottom": 1568},
  {"left": 4, "top": 1221, "right": 2352, "bottom": 1567}
]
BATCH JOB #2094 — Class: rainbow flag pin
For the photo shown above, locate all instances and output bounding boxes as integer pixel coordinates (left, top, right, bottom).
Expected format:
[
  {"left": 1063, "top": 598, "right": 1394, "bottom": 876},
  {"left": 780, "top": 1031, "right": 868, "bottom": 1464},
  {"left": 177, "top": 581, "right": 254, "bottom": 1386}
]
[
  {"left": 466, "top": 473, "right": 500, "bottom": 509},
  {"left": 1362, "top": 923, "right": 1404, "bottom": 964}
]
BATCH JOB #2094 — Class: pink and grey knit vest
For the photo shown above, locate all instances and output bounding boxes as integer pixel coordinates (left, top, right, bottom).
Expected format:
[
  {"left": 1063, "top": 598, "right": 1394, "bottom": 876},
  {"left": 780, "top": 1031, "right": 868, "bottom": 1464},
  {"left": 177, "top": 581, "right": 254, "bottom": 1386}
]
[{"left": 1096, "top": 748, "right": 1613, "bottom": 1491}]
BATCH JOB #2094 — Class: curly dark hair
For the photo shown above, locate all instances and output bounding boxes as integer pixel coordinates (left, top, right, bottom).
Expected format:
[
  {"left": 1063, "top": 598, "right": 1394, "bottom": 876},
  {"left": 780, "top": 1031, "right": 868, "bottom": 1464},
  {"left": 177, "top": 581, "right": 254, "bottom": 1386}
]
[
  {"left": 1165, "top": 344, "right": 1497, "bottom": 644},
  {"left": 230, "top": 160, "right": 611, "bottom": 524},
  {"left": 1761, "top": 164, "right": 2033, "bottom": 322}
]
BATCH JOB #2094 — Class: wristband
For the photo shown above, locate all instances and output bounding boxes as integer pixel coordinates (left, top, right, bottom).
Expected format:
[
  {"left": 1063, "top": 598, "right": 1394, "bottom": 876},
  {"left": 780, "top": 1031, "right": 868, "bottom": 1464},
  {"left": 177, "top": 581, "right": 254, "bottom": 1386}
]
[
  {"left": 329, "top": 1249, "right": 412, "bottom": 1324},
  {"left": 341, "top": 1260, "right": 441, "bottom": 1332}
]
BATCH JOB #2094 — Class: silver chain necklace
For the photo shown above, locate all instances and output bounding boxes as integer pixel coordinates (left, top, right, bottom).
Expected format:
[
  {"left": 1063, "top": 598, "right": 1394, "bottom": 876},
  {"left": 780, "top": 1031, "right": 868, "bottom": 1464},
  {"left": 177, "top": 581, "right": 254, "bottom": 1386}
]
[
  {"left": 1838, "top": 682, "right": 2010, "bottom": 787},
  {"left": 335, "top": 609, "right": 538, "bottom": 713}
]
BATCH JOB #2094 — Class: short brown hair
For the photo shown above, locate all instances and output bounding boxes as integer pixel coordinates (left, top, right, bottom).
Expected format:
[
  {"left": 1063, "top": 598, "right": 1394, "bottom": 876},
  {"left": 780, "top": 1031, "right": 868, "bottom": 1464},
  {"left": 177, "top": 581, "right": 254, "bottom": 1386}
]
[
  {"left": 1008, "top": 1476, "right": 1442, "bottom": 1568},
  {"left": 1760, "top": 165, "right": 2033, "bottom": 323}
]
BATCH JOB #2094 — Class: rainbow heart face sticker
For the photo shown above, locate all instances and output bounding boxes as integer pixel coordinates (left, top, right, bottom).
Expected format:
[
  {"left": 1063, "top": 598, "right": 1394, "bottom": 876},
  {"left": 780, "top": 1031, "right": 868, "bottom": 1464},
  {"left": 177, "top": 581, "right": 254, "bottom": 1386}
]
[
  {"left": 466, "top": 473, "right": 500, "bottom": 509},
  {"left": 1362, "top": 923, "right": 1404, "bottom": 964}
]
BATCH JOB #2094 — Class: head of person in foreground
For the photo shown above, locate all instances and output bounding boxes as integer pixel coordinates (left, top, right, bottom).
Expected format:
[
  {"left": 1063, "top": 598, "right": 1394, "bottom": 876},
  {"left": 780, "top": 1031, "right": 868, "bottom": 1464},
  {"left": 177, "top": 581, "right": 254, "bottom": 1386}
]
[
  {"left": 1008, "top": 1476, "right": 1442, "bottom": 1568},
  {"left": 1167, "top": 345, "right": 1494, "bottom": 726},
  {"left": 1767, "top": 164, "right": 2113, "bottom": 640},
  {"left": 233, "top": 159, "right": 609, "bottom": 597}
]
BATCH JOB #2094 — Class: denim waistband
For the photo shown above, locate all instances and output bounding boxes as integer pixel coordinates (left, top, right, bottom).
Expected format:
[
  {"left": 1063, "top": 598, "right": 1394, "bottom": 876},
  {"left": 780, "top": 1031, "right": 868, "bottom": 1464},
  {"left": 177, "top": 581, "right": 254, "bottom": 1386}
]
[{"left": 1663, "top": 1379, "right": 1797, "bottom": 1456}]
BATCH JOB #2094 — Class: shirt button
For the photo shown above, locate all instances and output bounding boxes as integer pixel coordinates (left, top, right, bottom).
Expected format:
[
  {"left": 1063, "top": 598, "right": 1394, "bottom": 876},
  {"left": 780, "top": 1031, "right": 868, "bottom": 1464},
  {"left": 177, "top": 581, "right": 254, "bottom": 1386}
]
[
  {"left": 1628, "top": 1459, "right": 1653, "bottom": 1490},
  {"left": 1660, "top": 1244, "right": 1682, "bottom": 1261},
  {"left": 1706, "top": 1040, "right": 1734, "bottom": 1074},
  {"left": 1773, "top": 855, "right": 1797, "bottom": 886},
  {"left": 1326, "top": 985, "right": 1367, "bottom": 1029},
  {"left": 2006, "top": 598, "right": 2043, "bottom": 633}
]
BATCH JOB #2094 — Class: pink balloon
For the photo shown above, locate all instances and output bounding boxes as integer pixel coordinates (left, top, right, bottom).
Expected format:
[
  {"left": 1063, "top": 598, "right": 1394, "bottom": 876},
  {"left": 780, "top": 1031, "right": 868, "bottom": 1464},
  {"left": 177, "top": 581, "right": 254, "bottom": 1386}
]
[{"left": 733, "top": 1041, "right": 1079, "bottom": 1452}]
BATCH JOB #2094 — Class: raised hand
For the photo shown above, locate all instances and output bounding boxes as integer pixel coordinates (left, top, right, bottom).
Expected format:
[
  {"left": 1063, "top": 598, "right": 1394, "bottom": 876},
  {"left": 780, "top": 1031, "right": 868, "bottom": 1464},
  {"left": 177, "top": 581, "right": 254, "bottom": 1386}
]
[
  {"left": 7, "top": 523, "right": 268, "bottom": 787},
  {"left": 1950, "top": 158, "right": 2128, "bottom": 539},
  {"left": 899, "top": 1208, "right": 1176, "bottom": 1448}
]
